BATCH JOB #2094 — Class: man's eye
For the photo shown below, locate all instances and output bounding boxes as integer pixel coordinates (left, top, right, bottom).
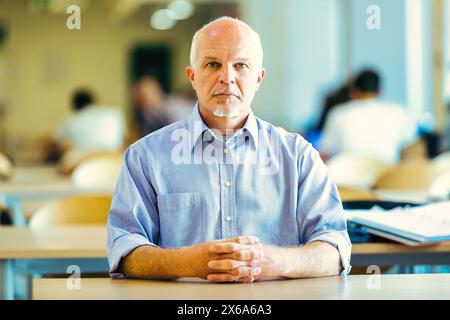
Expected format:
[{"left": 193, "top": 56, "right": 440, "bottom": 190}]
[
  {"left": 206, "top": 62, "right": 220, "bottom": 68},
  {"left": 235, "top": 63, "right": 249, "bottom": 69}
]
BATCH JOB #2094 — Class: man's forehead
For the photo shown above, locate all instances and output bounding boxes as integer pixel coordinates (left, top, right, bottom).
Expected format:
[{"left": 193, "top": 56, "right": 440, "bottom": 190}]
[
  {"left": 199, "top": 45, "right": 254, "bottom": 57},
  {"left": 199, "top": 22, "right": 254, "bottom": 45},
  {"left": 197, "top": 34, "right": 258, "bottom": 60},
  {"left": 193, "top": 20, "right": 262, "bottom": 67}
]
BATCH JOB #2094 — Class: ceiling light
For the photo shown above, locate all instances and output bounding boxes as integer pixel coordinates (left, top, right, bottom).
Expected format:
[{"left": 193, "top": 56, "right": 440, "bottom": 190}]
[
  {"left": 150, "top": 9, "right": 176, "bottom": 30},
  {"left": 167, "top": 0, "right": 195, "bottom": 20}
]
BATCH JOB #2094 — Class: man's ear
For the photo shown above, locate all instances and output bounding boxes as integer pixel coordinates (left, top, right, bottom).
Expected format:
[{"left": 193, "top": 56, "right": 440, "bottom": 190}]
[
  {"left": 186, "top": 66, "right": 195, "bottom": 89},
  {"left": 256, "top": 68, "right": 265, "bottom": 91}
]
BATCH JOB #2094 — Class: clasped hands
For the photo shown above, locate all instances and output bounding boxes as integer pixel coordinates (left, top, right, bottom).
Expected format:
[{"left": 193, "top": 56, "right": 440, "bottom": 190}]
[{"left": 191, "top": 236, "right": 276, "bottom": 283}]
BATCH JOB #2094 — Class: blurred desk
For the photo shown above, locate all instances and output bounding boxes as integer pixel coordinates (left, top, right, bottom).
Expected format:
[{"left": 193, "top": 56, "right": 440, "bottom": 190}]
[
  {"left": 33, "top": 274, "right": 450, "bottom": 300},
  {"left": 0, "top": 166, "right": 71, "bottom": 223},
  {"left": 0, "top": 226, "right": 107, "bottom": 300},
  {"left": 0, "top": 165, "right": 113, "bottom": 223},
  {"left": 0, "top": 165, "right": 72, "bottom": 198},
  {"left": 373, "top": 190, "right": 429, "bottom": 204},
  {"left": 351, "top": 242, "right": 450, "bottom": 266}
]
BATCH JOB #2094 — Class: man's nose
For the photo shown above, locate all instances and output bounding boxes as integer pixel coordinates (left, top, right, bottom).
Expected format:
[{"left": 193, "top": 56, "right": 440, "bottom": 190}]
[{"left": 218, "top": 65, "right": 236, "bottom": 84}]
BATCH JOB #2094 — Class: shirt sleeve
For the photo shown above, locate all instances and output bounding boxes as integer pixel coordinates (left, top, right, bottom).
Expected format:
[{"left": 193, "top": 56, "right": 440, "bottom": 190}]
[
  {"left": 296, "top": 141, "right": 352, "bottom": 275},
  {"left": 107, "top": 144, "right": 160, "bottom": 278}
]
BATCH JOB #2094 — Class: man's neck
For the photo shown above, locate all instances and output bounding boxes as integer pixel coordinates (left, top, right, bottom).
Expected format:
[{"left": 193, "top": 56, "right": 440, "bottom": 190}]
[{"left": 198, "top": 106, "right": 249, "bottom": 136}]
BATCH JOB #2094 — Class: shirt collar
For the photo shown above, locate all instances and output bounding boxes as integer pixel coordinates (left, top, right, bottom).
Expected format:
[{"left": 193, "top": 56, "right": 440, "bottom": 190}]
[{"left": 187, "top": 102, "right": 259, "bottom": 152}]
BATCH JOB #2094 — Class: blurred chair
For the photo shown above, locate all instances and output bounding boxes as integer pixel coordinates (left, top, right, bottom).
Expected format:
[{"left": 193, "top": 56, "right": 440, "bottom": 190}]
[
  {"left": 326, "top": 153, "right": 390, "bottom": 189},
  {"left": 29, "top": 194, "right": 112, "bottom": 227},
  {"left": 0, "top": 152, "right": 13, "bottom": 180},
  {"left": 58, "top": 149, "right": 123, "bottom": 175},
  {"left": 432, "top": 151, "right": 450, "bottom": 174},
  {"left": 338, "top": 186, "right": 380, "bottom": 202},
  {"left": 373, "top": 160, "right": 437, "bottom": 190},
  {"left": 428, "top": 170, "right": 450, "bottom": 200},
  {"left": 16, "top": 194, "right": 112, "bottom": 299},
  {"left": 71, "top": 154, "right": 123, "bottom": 191}
]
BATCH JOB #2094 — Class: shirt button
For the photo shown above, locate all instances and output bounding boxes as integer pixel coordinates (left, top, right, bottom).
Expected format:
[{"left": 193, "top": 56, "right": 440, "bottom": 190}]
[
  {"left": 225, "top": 216, "right": 232, "bottom": 222},
  {"left": 225, "top": 181, "right": 231, "bottom": 188},
  {"left": 223, "top": 148, "right": 228, "bottom": 154}
]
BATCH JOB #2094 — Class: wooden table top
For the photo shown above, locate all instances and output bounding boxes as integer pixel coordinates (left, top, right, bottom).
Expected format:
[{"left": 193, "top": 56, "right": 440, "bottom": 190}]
[
  {"left": 0, "top": 225, "right": 106, "bottom": 259},
  {"left": 0, "top": 165, "right": 113, "bottom": 198},
  {"left": 0, "top": 166, "right": 73, "bottom": 196},
  {"left": 351, "top": 241, "right": 450, "bottom": 254},
  {"left": 33, "top": 274, "right": 450, "bottom": 300},
  {"left": 373, "top": 189, "right": 430, "bottom": 204}
]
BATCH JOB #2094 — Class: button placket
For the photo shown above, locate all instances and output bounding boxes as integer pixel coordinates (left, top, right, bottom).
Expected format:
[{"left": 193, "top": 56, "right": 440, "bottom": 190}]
[{"left": 219, "top": 147, "right": 236, "bottom": 238}]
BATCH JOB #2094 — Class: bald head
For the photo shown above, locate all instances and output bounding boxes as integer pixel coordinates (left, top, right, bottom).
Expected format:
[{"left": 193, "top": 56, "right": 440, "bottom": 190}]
[
  {"left": 185, "top": 16, "right": 265, "bottom": 130},
  {"left": 189, "top": 17, "right": 263, "bottom": 70}
]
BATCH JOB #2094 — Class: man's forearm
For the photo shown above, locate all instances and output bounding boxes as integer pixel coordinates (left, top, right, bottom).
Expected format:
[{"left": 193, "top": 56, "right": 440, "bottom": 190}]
[
  {"left": 121, "top": 237, "right": 262, "bottom": 281},
  {"left": 122, "top": 245, "right": 193, "bottom": 279},
  {"left": 266, "top": 241, "right": 342, "bottom": 279},
  {"left": 121, "top": 240, "right": 342, "bottom": 280}
]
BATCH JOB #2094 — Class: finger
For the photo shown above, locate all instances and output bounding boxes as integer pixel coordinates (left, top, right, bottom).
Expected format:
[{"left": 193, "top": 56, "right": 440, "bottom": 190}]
[
  {"left": 234, "top": 236, "right": 260, "bottom": 244},
  {"left": 209, "top": 242, "right": 262, "bottom": 254},
  {"left": 209, "top": 242, "right": 241, "bottom": 253},
  {"left": 230, "top": 266, "right": 262, "bottom": 278},
  {"left": 208, "top": 259, "right": 255, "bottom": 270},
  {"left": 238, "top": 276, "right": 255, "bottom": 283},
  {"left": 221, "top": 249, "right": 264, "bottom": 261},
  {"left": 214, "top": 236, "right": 260, "bottom": 244},
  {"left": 207, "top": 273, "right": 235, "bottom": 282}
]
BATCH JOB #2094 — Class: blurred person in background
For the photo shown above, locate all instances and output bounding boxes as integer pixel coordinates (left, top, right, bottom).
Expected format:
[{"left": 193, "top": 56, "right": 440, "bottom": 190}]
[
  {"left": 321, "top": 69, "right": 418, "bottom": 164},
  {"left": 317, "top": 83, "right": 351, "bottom": 133},
  {"left": 51, "top": 89, "right": 126, "bottom": 159},
  {"left": 131, "top": 76, "right": 195, "bottom": 140},
  {"left": 131, "top": 76, "right": 175, "bottom": 138},
  {"left": 306, "top": 81, "right": 352, "bottom": 150},
  {"left": 164, "top": 89, "right": 196, "bottom": 122}
]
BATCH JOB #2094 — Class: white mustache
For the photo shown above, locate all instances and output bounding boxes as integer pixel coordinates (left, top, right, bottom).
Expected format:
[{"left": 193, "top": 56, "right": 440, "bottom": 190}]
[{"left": 212, "top": 88, "right": 240, "bottom": 97}]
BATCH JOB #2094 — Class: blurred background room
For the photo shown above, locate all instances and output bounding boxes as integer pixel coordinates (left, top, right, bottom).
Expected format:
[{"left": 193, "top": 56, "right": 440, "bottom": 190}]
[
  {"left": 1, "top": 0, "right": 450, "bottom": 300},
  {"left": 0, "top": 0, "right": 449, "bottom": 164}
]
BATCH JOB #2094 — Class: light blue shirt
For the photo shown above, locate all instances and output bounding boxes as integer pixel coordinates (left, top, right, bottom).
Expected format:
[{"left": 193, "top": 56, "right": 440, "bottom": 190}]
[{"left": 107, "top": 104, "right": 352, "bottom": 278}]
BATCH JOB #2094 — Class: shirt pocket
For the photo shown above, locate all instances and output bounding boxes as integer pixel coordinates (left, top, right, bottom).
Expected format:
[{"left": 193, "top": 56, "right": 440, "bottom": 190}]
[{"left": 157, "top": 192, "right": 201, "bottom": 247}]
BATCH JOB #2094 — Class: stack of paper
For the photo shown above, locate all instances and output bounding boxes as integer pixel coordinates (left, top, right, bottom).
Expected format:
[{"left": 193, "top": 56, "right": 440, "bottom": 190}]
[{"left": 346, "top": 202, "right": 450, "bottom": 246}]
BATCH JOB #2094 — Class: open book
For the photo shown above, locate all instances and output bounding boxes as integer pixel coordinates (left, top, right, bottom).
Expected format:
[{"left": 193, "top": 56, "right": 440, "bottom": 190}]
[{"left": 346, "top": 201, "right": 450, "bottom": 245}]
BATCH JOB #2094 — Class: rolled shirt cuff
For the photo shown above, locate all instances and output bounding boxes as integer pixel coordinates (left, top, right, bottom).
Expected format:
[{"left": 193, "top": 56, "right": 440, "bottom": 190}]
[
  {"left": 307, "top": 231, "right": 352, "bottom": 275},
  {"left": 108, "top": 233, "right": 159, "bottom": 278}
]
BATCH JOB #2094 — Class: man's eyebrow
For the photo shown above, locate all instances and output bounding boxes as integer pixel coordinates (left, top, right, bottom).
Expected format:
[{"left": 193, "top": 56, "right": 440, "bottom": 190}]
[
  {"left": 201, "top": 57, "right": 251, "bottom": 62},
  {"left": 202, "top": 56, "right": 220, "bottom": 62}
]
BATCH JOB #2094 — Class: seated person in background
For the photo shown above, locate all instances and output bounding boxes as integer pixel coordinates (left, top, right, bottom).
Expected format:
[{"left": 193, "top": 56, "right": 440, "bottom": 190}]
[
  {"left": 306, "top": 82, "right": 351, "bottom": 150},
  {"left": 107, "top": 17, "right": 351, "bottom": 283},
  {"left": 131, "top": 76, "right": 174, "bottom": 138},
  {"left": 164, "top": 90, "right": 196, "bottom": 122},
  {"left": 317, "top": 83, "right": 351, "bottom": 133},
  {"left": 321, "top": 69, "right": 418, "bottom": 164},
  {"left": 53, "top": 89, "right": 126, "bottom": 157}
]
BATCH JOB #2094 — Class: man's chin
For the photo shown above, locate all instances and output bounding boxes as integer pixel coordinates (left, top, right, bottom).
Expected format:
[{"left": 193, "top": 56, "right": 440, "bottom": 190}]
[{"left": 213, "top": 104, "right": 241, "bottom": 118}]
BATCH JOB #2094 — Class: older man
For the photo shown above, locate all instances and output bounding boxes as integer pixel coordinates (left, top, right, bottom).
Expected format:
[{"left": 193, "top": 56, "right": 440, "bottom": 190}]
[{"left": 107, "top": 17, "right": 351, "bottom": 283}]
